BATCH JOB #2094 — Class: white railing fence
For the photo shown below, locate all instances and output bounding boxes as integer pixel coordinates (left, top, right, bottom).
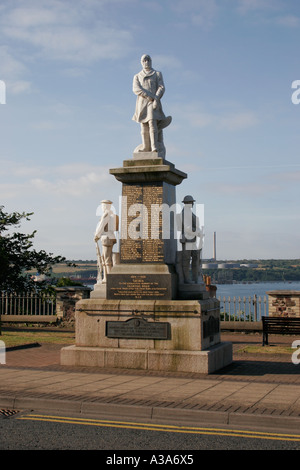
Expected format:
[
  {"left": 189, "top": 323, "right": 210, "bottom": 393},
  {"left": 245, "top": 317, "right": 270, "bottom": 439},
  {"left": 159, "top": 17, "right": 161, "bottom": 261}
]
[
  {"left": 0, "top": 291, "right": 267, "bottom": 323},
  {"left": 0, "top": 291, "right": 56, "bottom": 317},
  {"left": 219, "top": 294, "right": 268, "bottom": 321}
]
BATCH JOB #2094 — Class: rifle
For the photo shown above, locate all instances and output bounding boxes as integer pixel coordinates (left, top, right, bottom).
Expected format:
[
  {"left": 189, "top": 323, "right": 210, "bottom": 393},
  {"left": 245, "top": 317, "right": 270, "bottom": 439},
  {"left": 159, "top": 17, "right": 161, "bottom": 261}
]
[{"left": 95, "top": 241, "right": 103, "bottom": 281}]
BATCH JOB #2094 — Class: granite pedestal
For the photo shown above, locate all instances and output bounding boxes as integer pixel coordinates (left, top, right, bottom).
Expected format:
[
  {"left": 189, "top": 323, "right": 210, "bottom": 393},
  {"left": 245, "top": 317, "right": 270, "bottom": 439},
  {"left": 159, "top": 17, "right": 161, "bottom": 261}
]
[
  {"left": 61, "top": 153, "right": 232, "bottom": 374},
  {"left": 60, "top": 298, "right": 232, "bottom": 374}
]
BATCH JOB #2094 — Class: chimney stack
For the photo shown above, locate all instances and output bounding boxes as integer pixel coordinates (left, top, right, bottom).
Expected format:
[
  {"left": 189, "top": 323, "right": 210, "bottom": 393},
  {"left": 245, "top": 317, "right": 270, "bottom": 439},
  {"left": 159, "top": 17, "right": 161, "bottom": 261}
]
[{"left": 213, "top": 232, "right": 216, "bottom": 260}]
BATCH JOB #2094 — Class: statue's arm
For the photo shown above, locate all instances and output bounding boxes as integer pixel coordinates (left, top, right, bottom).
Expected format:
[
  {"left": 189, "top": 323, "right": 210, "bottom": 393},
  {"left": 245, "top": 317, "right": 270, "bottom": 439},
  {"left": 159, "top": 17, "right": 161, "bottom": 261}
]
[
  {"left": 94, "top": 212, "right": 109, "bottom": 241},
  {"left": 155, "top": 72, "right": 165, "bottom": 100},
  {"left": 133, "top": 74, "right": 155, "bottom": 101}
]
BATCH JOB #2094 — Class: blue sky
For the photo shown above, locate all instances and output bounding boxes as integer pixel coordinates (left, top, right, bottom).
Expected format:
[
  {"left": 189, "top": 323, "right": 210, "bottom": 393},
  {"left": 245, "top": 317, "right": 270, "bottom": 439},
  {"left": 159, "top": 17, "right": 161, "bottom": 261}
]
[{"left": 1, "top": 0, "right": 300, "bottom": 261}]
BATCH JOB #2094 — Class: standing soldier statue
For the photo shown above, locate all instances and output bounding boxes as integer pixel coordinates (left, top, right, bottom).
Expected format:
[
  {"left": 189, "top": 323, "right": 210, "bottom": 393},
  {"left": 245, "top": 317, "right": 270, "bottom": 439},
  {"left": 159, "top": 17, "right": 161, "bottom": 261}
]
[
  {"left": 94, "top": 200, "right": 119, "bottom": 284},
  {"left": 132, "top": 54, "right": 172, "bottom": 158},
  {"left": 177, "top": 195, "right": 204, "bottom": 284}
]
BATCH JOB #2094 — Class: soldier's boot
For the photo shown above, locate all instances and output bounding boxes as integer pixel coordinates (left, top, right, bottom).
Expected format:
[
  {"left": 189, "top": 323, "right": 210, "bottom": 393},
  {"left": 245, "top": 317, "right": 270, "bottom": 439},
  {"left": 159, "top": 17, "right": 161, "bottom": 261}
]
[
  {"left": 149, "top": 119, "right": 158, "bottom": 152},
  {"left": 139, "top": 124, "right": 151, "bottom": 152}
]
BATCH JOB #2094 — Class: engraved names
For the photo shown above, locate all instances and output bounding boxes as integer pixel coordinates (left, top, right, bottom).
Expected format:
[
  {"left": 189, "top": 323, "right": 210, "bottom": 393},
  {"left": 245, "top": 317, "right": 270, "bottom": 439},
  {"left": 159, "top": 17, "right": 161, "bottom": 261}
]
[{"left": 120, "top": 183, "right": 164, "bottom": 263}]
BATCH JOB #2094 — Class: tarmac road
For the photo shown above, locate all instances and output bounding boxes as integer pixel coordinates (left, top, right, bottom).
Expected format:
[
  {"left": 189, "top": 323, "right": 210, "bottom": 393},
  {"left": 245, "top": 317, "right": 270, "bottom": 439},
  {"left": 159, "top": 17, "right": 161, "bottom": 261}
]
[{"left": 1, "top": 410, "right": 300, "bottom": 451}]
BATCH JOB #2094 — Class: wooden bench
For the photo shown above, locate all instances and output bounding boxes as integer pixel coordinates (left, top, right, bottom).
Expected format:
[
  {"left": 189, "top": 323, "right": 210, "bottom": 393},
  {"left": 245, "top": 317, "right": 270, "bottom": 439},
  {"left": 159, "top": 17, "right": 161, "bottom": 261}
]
[{"left": 262, "top": 316, "right": 300, "bottom": 346}]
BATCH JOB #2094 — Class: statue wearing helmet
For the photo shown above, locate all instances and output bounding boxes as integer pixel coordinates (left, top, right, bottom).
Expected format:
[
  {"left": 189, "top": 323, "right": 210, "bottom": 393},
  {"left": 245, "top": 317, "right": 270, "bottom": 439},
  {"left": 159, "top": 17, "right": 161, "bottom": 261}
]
[{"left": 177, "top": 195, "right": 203, "bottom": 284}]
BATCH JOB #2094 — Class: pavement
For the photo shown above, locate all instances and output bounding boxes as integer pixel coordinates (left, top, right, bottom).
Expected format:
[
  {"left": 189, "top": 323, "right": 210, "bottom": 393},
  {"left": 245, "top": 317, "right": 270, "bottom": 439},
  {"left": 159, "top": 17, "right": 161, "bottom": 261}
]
[{"left": 0, "top": 331, "right": 300, "bottom": 434}]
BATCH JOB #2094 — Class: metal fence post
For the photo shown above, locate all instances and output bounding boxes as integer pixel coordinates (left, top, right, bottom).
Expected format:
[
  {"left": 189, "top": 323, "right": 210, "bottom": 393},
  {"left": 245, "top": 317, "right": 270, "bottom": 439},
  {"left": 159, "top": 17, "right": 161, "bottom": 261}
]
[{"left": 253, "top": 294, "right": 257, "bottom": 321}]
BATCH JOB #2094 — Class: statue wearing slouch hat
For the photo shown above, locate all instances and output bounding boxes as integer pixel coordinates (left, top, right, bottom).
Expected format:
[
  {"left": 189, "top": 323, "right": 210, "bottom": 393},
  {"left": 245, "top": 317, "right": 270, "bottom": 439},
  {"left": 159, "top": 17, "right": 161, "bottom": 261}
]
[{"left": 94, "top": 200, "right": 119, "bottom": 283}]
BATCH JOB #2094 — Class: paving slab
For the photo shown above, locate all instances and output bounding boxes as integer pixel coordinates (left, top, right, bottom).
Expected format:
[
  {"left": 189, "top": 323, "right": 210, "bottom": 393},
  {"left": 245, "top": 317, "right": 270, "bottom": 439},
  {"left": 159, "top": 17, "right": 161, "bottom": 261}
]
[{"left": 0, "top": 332, "right": 300, "bottom": 432}]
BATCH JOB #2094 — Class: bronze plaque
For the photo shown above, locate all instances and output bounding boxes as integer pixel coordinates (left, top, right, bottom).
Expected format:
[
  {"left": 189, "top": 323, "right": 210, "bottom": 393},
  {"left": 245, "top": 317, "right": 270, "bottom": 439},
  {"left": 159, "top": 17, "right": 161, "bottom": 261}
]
[
  {"left": 107, "top": 273, "right": 171, "bottom": 300},
  {"left": 106, "top": 317, "right": 170, "bottom": 340},
  {"left": 120, "top": 183, "right": 164, "bottom": 263}
]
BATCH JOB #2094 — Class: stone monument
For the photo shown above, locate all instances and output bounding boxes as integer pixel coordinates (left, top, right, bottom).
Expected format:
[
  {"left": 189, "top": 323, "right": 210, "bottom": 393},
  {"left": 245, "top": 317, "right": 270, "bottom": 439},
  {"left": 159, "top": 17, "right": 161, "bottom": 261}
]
[{"left": 61, "top": 55, "right": 232, "bottom": 374}]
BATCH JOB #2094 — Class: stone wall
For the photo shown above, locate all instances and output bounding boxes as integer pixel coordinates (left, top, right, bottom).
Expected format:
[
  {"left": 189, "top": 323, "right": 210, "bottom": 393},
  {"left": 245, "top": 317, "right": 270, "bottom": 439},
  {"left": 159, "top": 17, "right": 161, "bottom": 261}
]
[
  {"left": 55, "top": 287, "right": 91, "bottom": 321},
  {"left": 267, "top": 290, "right": 300, "bottom": 317}
]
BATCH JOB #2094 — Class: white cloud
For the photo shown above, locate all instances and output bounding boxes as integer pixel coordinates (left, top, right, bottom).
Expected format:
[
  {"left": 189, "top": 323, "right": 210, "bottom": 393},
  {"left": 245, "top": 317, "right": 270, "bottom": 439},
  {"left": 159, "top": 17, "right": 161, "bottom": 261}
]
[
  {"left": 172, "top": 0, "right": 218, "bottom": 28},
  {"left": 0, "top": 1, "right": 133, "bottom": 65},
  {"left": 30, "top": 174, "right": 101, "bottom": 197},
  {"left": 30, "top": 120, "right": 69, "bottom": 131},
  {"left": 276, "top": 15, "right": 300, "bottom": 28},
  {"left": 0, "top": 182, "right": 27, "bottom": 200},
  {"left": 213, "top": 181, "right": 278, "bottom": 196},
  {"left": 0, "top": 45, "right": 31, "bottom": 94},
  {"left": 272, "top": 170, "right": 300, "bottom": 182},
  {"left": 9, "top": 80, "right": 31, "bottom": 95},
  {"left": 219, "top": 111, "right": 259, "bottom": 130},
  {"left": 206, "top": 168, "right": 300, "bottom": 198},
  {"left": 152, "top": 54, "right": 182, "bottom": 70},
  {"left": 0, "top": 45, "right": 26, "bottom": 76},
  {"left": 180, "top": 105, "right": 214, "bottom": 128},
  {"left": 0, "top": 162, "right": 112, "bottom": 198},
  {"left": 176, "top": 103, "right": 258, "bottom": 131},
  {"left": 191, "top": 112, "right": 214, "bottom": 128},
  {"left": 236, "top": 0, "right": 280, "bottom": 14},
  {"left": 235, "top": 1, "right": 300, "bottom": 29}
]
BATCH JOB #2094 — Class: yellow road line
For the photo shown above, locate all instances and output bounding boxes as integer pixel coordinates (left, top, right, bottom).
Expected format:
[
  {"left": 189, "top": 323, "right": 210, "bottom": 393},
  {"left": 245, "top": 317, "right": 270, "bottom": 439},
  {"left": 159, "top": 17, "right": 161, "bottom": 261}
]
[{"left": 18, "top": 414, "right": 300, "bottom": 442}]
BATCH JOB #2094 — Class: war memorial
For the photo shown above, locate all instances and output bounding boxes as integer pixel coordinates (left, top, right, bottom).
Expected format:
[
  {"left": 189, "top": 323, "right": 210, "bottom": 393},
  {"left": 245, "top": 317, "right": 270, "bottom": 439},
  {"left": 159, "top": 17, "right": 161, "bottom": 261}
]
[{"left": 61, "top": 55, "right": 233, "bottom": 374}]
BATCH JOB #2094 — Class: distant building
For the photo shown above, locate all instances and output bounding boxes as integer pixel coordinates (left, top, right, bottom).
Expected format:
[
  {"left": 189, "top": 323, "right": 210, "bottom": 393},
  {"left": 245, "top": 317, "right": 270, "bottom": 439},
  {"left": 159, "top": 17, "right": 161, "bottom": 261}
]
[
  {"left": 202, "top": 262, "right": 258, "bottom": 269},
  {"left": 218, "top": 263, "right": 239, "bottom": 269},
  {"left": 240, "top": 263, "right": 258, "bottom": 268}
]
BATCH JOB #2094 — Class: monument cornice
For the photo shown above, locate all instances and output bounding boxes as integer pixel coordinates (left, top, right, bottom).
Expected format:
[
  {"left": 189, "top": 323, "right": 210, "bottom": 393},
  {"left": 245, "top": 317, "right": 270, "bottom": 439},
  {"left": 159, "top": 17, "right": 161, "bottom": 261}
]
[{"left": 109, "top": 158, "right": 187, "bottom": 186}]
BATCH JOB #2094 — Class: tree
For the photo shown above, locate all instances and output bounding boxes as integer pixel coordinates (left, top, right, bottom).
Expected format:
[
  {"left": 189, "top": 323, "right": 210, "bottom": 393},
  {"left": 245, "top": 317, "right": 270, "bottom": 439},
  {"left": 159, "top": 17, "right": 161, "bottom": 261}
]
[{"left": 0, "top": 206, "right": 69, "bottom": 292}]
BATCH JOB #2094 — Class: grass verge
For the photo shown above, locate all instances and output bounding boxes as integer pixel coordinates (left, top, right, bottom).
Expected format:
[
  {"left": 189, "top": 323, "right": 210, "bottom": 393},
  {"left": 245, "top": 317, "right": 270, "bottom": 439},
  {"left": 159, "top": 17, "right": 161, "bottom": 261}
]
[
  {"left": 0, "top": 330, "right": 75, "bottom": 348},
  {"left": 236, "top": 344, "right": 294, "bottom": 355}
]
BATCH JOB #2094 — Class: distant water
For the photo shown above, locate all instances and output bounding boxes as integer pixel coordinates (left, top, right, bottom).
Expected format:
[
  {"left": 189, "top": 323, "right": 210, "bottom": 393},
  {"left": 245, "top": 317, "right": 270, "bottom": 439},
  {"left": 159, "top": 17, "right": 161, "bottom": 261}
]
[
  {"left": 84, "top": 281, "right": 300, "bottom": 297},
  {"left": 85, "top": 280, "right": 300, "bottom": 298},
  {"left": 83, "top": 280, "right": 300, "bottom": 320},
  {"left": 214, "top": 281, "right": 300, "bottom": 319},
  {"left": 215, "top": 281, "right": 300, "bottom": 299}
]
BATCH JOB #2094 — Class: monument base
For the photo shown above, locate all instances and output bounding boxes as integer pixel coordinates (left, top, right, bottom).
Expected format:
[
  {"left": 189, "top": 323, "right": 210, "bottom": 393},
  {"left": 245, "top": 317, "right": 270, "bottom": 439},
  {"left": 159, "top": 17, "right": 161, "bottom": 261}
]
[
  {"left": 177, "top": 283, "right": 209, "bottom": 300},
  {"left": 61, "top": 342, "right": 232, "bottom": 374},
  {"left": 90, "top": 282, "right": 106, "bottom": 299},
  {"left": 60, "top": 298, "right": 232, "bottom": 374}
]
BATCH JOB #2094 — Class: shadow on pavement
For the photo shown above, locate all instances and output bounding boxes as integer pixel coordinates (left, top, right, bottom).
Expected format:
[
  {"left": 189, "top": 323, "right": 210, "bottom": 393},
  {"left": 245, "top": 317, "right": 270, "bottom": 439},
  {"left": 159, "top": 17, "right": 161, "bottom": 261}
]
[{"left": 214, "top": 358, "right": 300, "bottom": 380}]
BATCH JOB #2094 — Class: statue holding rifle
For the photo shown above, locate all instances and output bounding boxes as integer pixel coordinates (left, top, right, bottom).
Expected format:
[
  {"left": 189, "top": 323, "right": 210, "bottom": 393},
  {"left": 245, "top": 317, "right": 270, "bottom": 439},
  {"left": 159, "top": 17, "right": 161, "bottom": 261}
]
[
  {"left": 94, "top": 200, "right": 119, "bottom": 284},
  {"left": 177, "top": 195, "right": 204, "bottom": 284}
]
